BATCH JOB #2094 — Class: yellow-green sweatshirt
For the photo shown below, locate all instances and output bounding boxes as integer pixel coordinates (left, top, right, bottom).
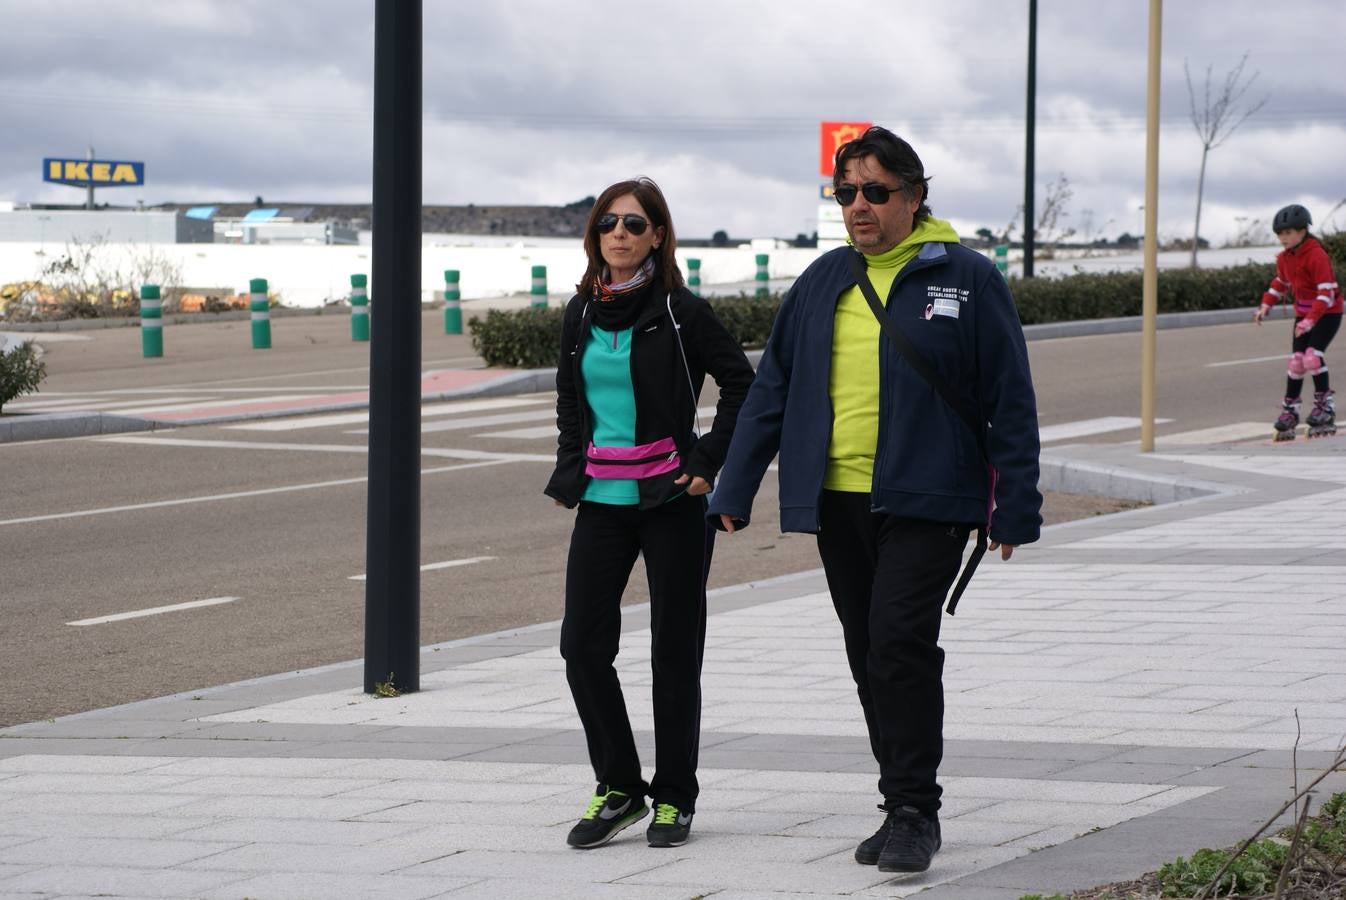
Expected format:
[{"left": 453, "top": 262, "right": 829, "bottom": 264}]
[{"left": 825, "top": 217, "right": 962, "bottom": 491}]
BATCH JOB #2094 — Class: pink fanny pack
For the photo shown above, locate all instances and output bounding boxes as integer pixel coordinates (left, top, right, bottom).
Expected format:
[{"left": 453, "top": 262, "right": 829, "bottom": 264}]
[{"left": 585, "top": 437, "right": 681, "bottom": 480}]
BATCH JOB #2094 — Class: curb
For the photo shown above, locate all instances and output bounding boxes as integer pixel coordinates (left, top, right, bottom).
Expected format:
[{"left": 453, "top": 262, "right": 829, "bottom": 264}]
[
  {"left": 1021, "top": 305, "right": 1258, "bottom": 341},
  {"left": 0, "top": 411, "right": 157, "bottom": 444}
]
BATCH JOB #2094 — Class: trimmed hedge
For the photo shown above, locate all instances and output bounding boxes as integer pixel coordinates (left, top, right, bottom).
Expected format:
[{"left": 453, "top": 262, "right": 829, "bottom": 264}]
[
  {"left": 1009, "top": 262, "right": 1275, "bottom": 324},
  {"left": 468, "top": 294, "right": 782, "bottom": 369},
  {"left": 470, "top": 237, "right": 1346, "bottom": 368}
]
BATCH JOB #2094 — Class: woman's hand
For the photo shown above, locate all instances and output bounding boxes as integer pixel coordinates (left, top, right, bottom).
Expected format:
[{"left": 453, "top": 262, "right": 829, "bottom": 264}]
[
  {"left": 674, "top": 473, "right": 712, "bottom": 496},
  {"left": 988, "top": 540, "right": 1017, "bottom": 561}
]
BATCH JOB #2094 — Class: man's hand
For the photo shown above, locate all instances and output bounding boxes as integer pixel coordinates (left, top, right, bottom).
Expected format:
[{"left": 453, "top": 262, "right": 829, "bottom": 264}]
[
  {"left": 1296, "top": 317, "right": 1318, "bottom": 337},
  {"left": 674, "top": 473, "right": 712, "bottom": 496},
  {"left": 719, "top": 514, "right": 738, "bottom": 534},
  {"left": 1254, "top": 304, "right": 1272, "bottom": 325},
  {"left": 988, "top": 540, "right": 1017, "bottom": 561}
]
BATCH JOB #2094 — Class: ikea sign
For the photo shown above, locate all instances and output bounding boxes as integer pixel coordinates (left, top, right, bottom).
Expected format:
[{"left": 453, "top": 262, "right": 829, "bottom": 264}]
[{"left": 43, "top": 158, "right": 145, "bottom": 187}]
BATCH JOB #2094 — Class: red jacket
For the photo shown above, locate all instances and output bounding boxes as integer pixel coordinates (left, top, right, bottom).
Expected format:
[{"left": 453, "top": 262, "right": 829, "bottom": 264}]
[{"left": 1262, "top": 235, "right": 1341, "bottom": 319}]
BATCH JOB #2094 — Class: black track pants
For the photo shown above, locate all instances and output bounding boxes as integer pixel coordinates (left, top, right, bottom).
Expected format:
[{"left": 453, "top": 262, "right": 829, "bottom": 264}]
[
  {"left": 560, "top": 492, "right": 712, "bottom": 812},
  {"left": 816, "top": 490, "right": 970, "bottom": 813}
]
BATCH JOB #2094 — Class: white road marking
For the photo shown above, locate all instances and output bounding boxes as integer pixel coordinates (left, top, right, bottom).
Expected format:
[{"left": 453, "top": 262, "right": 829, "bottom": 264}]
[
  {"left": 1156, "top": 422, "right": 1272, "bottom": 445},
  {"left": 99, "top": 435, "right": 553, "bottom": 462},
  {"left": 7, "top": 396, "right": 203, "bottom": 413},
  {"left": 381, "top": 408, "right": 555, "bottom": 435},
  {"left": 471, "top": 406, "right": 719, "bottom": 441},
  {"left": 230, "top": 396, "right": 548, "bottom": 431},
  {"left": 477, "top": 425, "right": 558, "bottom": 439},
  {"left": 1038, "top": 417, "right": 1171, "bottom": 443},
  {"left": 67, "top": 596, "right": 240, "bottom": 627},
  {"left": 1207, "top": 353, "right": 1287, "bottom": 368},
  {"left": 348, "top": 556, "right": 496, "bottom": 581},
  {"left": 0, "top": 459, "right": 510, "bottom": 527},
  {"left": 107, "top": 394, "right": 323, "bottom": 416},
  {"left": 5, "top": 396, "right": 108, "bottom": 411}
]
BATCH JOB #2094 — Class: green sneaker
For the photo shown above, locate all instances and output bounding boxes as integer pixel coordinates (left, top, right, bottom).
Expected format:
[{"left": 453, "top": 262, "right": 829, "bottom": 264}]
[
  {"left": 646, "top": 802, "right": 693, "bottom": 847},
  {"left": 566, "top": 786, "right": 648, "bottom": 849}
]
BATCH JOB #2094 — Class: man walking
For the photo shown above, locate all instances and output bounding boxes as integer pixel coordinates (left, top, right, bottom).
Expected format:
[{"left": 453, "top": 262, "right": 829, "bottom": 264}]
[{"left": 708, "top": 125, "right": 1042, "bottom": 873}]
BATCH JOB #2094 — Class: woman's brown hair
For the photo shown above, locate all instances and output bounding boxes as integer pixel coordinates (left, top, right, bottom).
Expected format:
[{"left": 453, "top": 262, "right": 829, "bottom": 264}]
[{"left": 577, "top": 177, "right": 685, "bottom": 298}]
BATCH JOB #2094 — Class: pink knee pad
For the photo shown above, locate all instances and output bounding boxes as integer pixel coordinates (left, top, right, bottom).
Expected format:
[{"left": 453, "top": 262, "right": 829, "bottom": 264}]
[
  {"left": 1289, "top": 352, "right": 1306, "bottom": 377},
  {"left": 1304, "top": 350, "right": 1324, "bottom": 374}
]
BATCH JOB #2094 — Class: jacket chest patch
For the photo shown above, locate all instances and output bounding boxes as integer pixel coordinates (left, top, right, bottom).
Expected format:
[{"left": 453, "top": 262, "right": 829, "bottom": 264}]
[{"left": 924, "top": 285, "right": 969, "bottom": 320}]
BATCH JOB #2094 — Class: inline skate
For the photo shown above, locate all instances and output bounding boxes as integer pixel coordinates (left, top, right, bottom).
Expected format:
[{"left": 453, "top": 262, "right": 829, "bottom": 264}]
[
  {"left": 1306, "top": 389, "right": 1336, "bottom": 438},
  {"left": 1273, "top": 397, "right": 1300, "bottom": 442}
]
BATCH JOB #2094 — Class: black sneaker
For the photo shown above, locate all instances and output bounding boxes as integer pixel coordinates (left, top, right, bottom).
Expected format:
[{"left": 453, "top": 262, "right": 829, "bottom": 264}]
[
  {"left": 646, "top": 802, "right": 693, "bottom": 847},
  {"left": 877, "top": 805, "right": 941, "bottom": 873},
  {"left": 854, "top": 804, "right": 891, "bottom": 865},
  {"left": 565, "top": 787, "right": 648, "bottom": 849}
]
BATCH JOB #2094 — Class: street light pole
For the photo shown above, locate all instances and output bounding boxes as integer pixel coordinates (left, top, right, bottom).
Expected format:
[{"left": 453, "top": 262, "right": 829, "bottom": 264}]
[
  {"left": 1023, "top": 0, "right": 1037, "bottom": 278},
  {"left": 1140, "top": 0, "right": 1162, "bottom": 452},
  {"left": 364, "top": 0, "right": 423, "bottom": 694}
]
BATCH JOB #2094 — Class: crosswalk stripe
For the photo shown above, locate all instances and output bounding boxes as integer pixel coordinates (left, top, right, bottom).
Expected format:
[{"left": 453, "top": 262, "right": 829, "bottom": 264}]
[
  {"left": 9, "top": 395, "right": 204, "bottom": 413},
  {"left": 230, "top": 396, "right": 549, "bottom": 432},
  {"left": 366, "top": 408, "right": 555, "bottom": 435},
  {"left": 1156, "top": 422, "right": 1272, "bottom": 445},
  {"left": 1038, "top": 417, "right": 1172, "bottom": 443},
  {"left": 108, "top": 394, "right": 323, "bottom": 416},
  {"left": 473, "top": 406, "right": 719, "bottom": 440}
]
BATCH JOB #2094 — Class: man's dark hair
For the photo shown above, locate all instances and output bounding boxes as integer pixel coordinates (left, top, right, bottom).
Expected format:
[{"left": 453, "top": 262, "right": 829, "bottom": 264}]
[{"left": 833, "top": 125, "right": 932, "bottom": 224}]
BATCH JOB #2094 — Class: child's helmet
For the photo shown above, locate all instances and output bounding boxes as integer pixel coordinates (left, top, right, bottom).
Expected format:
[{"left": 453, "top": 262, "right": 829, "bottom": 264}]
[{"left": 1273, "top": 204, "right": 1312, "bottom": 232}]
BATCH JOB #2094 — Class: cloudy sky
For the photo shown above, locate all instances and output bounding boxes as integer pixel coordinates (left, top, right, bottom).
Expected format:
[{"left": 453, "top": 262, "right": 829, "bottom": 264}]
[{"left": 3, "top": 1, "right": 1343, "bottom": 246}]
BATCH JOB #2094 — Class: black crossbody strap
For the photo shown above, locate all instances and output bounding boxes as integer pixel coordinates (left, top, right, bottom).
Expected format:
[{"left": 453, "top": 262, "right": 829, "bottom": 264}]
[{"left": 847, "top": 250, "right": 989, "bottom": 616}]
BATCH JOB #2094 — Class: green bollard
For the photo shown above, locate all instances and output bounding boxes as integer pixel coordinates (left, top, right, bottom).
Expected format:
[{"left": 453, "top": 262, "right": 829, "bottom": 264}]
[
  {"left": 249, "top": 277, "right": 271, "bottom": 349},
  {"left": 350, "top": 273, "right": 370, "bottom": 341},
  {"left": 755, "top": 253, "right": 769, "bottom": 298},
  {"left": 687, "top": 258, "right": 701, "bottom": 297},
  {"left": 994, "top": 244, "right": 1009, "bottom": 278},
  {"left": 444, "top": 269, "right": 462, "bottom": 334},
  {"left": 140, "top": 284, "right": 163, "bottom": 358},
  {"left": 530, "top": 264, "right": 547, "bottom": 308}
]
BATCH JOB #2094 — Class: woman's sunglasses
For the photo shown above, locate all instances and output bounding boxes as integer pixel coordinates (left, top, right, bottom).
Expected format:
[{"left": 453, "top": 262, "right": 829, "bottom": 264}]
[
  {"left": 595, "top": 213, "right": 650, "bottom": 235},
  {"left": 833, "top": 182, "right": 905, "bottom": 207}
]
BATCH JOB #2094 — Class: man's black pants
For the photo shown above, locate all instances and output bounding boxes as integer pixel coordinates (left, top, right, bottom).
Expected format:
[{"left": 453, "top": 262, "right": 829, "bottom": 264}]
[
  {"left": 816, "top": 490, "right": 971, "bottom": 813},
  {"left": 560, "top": 492, "right": 712, "bottom": 813}
]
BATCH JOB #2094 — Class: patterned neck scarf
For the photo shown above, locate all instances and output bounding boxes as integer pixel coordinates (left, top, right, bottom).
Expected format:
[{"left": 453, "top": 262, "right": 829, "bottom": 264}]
[{"left": 595, "top": 255, "right": 655, "bottom": 302}]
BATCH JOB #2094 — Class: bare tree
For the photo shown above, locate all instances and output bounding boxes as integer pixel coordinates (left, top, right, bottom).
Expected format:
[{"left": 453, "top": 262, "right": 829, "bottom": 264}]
[
  {"left": 1185, "top": 52, "right": 1268, "bottom": 268},
  {"left": 1034, "top": 173, "right": 1076, "bottom": 260}
]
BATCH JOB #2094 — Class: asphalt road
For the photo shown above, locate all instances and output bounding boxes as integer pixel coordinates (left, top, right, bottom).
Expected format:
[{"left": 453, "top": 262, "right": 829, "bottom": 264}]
[{"left": 0, "top": 313, "right": 1300, "bottom": 725}]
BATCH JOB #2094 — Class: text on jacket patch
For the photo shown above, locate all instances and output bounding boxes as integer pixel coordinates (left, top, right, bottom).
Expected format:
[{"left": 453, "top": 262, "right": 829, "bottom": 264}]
[{"left": 926, "top": 285, "right": 969, "bottom": 319}]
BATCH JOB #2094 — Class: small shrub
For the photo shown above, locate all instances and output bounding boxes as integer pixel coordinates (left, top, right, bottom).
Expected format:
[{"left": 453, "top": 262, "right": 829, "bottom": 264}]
[
  {"left": 706, "top": 293, "right": 783, "bottom": 347},
  {"left": 0, "top": 342, "right": 48, "bottom": 413},
  {"left": 468, "top": 307, "right": 566, "bottom": 369}
]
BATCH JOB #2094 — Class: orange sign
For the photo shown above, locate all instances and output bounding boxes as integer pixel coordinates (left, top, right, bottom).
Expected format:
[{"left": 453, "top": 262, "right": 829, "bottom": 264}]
[{"left": 819, "top": 121, "right": 871, "bottom": 177}]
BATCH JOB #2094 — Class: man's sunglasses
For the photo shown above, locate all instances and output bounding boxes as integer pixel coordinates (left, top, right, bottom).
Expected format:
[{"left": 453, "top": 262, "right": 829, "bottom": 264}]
[
  {"left": 595, "top": 213, "right": 651, "bottom": 235},
  {"left": 834, "top": 182, "right": 905, "bottom": 207}
]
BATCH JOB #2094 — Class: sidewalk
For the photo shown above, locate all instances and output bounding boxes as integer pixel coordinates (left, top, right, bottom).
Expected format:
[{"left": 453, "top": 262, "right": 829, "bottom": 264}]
[{"left": 3, "top": 434, "right": 1346, "bottom": 899}]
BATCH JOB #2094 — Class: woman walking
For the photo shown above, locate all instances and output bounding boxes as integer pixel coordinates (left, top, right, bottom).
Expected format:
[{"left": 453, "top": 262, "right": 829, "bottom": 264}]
[{"left": 545, "top": 177, "right": 754, "bottom": 849}]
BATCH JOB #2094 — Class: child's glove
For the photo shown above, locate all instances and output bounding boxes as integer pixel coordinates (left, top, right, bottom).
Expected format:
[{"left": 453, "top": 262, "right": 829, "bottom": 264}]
[
  {"left": 1254, "top": 304, "right": 1272, "bottom": 324},
  {"left": 1296, "top": 317, "right": 1318, "bottom": 337}
]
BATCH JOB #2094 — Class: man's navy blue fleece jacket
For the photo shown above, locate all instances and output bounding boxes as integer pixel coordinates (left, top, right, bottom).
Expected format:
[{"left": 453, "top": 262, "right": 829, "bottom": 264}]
[{"left": 706, "top": 242, "right": 1043, "bottom": 546}]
